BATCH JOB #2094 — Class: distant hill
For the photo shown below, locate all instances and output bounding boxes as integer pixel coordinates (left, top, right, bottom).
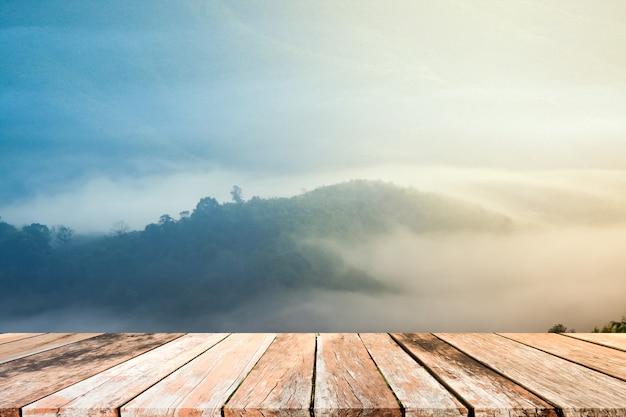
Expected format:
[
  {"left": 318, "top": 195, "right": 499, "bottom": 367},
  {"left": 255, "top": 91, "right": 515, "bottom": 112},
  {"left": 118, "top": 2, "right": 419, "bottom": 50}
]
[{"left": 0, "top": 180, "right": 513, "bottom": 327}]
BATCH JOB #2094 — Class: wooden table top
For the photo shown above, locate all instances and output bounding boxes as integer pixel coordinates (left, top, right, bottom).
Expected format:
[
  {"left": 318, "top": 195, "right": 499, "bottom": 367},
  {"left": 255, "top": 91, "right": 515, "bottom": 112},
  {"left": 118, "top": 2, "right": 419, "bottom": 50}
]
[{"left": 0, "top": 333, "right": 625, "bottom": 417}]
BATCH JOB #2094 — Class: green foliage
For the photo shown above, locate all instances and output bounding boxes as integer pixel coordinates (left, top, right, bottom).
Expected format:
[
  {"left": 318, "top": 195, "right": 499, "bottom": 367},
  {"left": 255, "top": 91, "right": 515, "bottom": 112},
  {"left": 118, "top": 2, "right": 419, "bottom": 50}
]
[
  {"left": 0, "top": 180, "right": 513, "bottom": 324},
  {"left": 548, "top": 323, "right": 575, "bottom": 333},
  {"left": 593, "top": 316, "right": 626, "bottom": 333}
]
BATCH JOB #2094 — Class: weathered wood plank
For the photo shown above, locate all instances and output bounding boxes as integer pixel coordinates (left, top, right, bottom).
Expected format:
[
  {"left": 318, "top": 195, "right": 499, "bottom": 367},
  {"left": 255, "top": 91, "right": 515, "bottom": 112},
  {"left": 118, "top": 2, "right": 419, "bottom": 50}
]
[
  {"left": 123, "top": 333, "right": 275, "bottom": 417},
  {"left": 565, "top": 333, "right": 626, "bottom": 352},
  {"left": 360, "top": 333, "right": 467, "bottom": 417},
  {"left": 314, "top": 333, "right": 401, "bottom": 417},
  {"left": 0, "top": 333, "right": 44, "bottom": 345},
  {"left": 23, "top": 333, "right": 229, "bottom": 417},
  {"left": 437, "top": 333, "right": 626, "bottom": 417},
  {"left": 0, "top": 333, "right": 101, "bottom": 364},
  {"left": 0, "top": 333, "right": 182, "bottom": 417},
  {"left": 223, "top": 333, "right": 314, "bottom": 417},
  {"left": 499, "top": 333, "right": 626, "bottom": 381},
  {"left": 391, "top": 333, "right": 556, "bottom": 417}
]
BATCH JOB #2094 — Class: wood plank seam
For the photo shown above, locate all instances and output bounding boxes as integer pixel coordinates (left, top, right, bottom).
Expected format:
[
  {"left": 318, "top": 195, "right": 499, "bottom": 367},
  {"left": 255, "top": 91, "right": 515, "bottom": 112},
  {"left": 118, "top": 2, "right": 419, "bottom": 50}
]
[
  {"left": 357, "top": 333, "right": 405, "bottom": 414},
  {"left": 561, "top": 333, "right": 626, "bottom": 353},
  {"left": 0, "top": 334, "right": 45, "bottom": 346},
  {"left": 496, "top": 333, "right": 626, "bottom": 383},
  {"left": 118, "top": 333, "right": 233, "bottom": 417},
  {"left": 388, "top": 333, "right": 476, "bottom": 417},
  {"left": 432, "top": 334, "right": 566, "bottom": 417},
  {"left": 310, "top": 332, "right": 318, "bottom": 415},
  {"left": 220, "top": 334, "right": 278, "bottom": 415}
]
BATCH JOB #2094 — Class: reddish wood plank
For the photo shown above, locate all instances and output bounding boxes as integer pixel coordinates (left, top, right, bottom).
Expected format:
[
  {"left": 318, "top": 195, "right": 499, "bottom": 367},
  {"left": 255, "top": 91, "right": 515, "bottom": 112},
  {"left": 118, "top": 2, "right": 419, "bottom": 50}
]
[
  {"left": 360, "top": 333, "right": 467, "bottom": 417},
  {"left": 0, "top": 333, "right": 183, "bottom": 417},
  {"left": 123, "top": 333, "right": 275, "bottom": 417},
  {"left": 0, "top": 334, "right": 44, "bottom": 344},
  {"left": 224, "top": 333, "right": 315, "bottom": 417},
  {"left": 391, "top": 333, "right": 556, "bottom": 417},
  {"left": 314, "top": 333, "right": 401, "bottom": 417},
  {"left": 23, "top": 333, "right": 229, "bottom": 417},
  {"left": 0, "top": 333, "right": 101, "bottom": 364},
  {"left": 500, "top": 333, "right": 626, "bottom": 381},
  {"left": 437, "top": 333, "right": 626, "bottom": 417},
  {"left": 565, "top": 333, "right": 626, "bottom": 352}
]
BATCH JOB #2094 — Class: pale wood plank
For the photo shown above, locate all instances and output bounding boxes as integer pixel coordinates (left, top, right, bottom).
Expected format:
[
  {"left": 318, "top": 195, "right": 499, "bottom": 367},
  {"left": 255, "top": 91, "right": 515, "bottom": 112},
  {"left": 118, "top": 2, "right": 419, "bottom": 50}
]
[
  {"left": 0, "top": 333, "right": 44, "bottom": 345},
  {"left": 437, "top": 333, "right": 626, "bottom": 417},
  {"left": 123, "top": 333, "right": 275, "bottom": 417},
  {"left": 0, "top": 333, "right": 183, "bottom": 417},
  {"left": 23, "top": 333, "right": 229, "bottom": 417},
  {"left": 360, "top": 333, "right": 467, "bottom": 417},
  {"left": 0, "top": 333, "right": 101, "bottom": 364},
  {"left": 500, "top": 333, "right": 626, "bottom": 381},
  {"left": 314, "top": 333, "right": 401, "bottom": 417},
  {"left": 565, "top": 333, "right": 626, "bottom": 352},
  {"left": 223, "top": 333, "right": 314, "bottom": 417},
  {"left": 391, "top": 333, "right": 556, "bottom": 417}
]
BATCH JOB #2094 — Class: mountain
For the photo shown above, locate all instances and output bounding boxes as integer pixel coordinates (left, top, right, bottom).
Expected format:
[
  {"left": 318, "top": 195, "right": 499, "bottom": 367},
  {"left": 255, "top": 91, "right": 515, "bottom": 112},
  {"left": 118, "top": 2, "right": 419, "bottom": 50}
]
[{"left": 0, "top": 180, "right": 512, "bottom": 329}]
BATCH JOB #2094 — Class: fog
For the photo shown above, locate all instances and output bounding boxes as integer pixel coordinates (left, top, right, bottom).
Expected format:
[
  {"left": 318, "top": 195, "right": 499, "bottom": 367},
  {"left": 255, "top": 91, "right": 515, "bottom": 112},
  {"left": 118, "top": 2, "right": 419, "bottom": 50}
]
[{"left": 2, "top": 223, "right": 624, "bottom": 333}]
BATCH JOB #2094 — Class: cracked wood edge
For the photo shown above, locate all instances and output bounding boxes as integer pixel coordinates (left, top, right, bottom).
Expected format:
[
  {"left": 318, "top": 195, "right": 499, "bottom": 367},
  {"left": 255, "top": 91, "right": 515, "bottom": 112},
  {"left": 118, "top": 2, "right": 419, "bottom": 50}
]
[
  {"left": 360, "top": 333, "right": 467, "bottom": 417},
  {"left": 121, "top": 333, "right": 274, "bottom": 417},
  {"left": 564, "top": 333, "right": 626, "bottom": 352},
  {"left": 391, "top": 333, "right": 557, "bottom": 417},
  {"left": 436, "top": 333, "right": 626, "bottom": 417},
  {"left": 22, "top": 334, "right": 228, "bottom": 417},
  {"left": 0, "top": 333, "right": 183, "bottom": 417},
  {"left": 499, "top": 333, "right": 626, "bottom": 382},
  {"left": 0, "top": 333, "right": 102, "bottom": 365},
  {"left": 314, "top": 333, "right": 401, "bottom": 417},
  {"left": 223, "top": 333, "right": 315, "bottom": 417}
]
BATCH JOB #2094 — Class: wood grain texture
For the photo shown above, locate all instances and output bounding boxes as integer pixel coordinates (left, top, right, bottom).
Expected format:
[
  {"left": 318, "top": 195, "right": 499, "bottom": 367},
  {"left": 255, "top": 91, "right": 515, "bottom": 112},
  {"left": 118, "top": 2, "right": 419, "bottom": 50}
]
[
  {"left": 437, "top": 333, "right": 626, "bottom": 417},
  {"left": 565, "top": 333, "right": 626, "bottom": 352},
  {"left": 0, "top": 334, "right": 43, "bottom": 345},
  {"left": 0, "top": 333, "right": 101, "bottom": 364},
  {"left": 391, "top": 333, "right": 556, "bottom": 417},
  {"left": 314, "top": 333, "right": 401, "bottom": 417},
  {"left": 499, "top": 333, "right": 626, "bottom": 381},
  {"left": 0, "top": 333, "right": 182, "bottom": 417},
  {"left": 224, "top": 333, "right": 315, "bottom": 417},
  {"left": 359, "top": 333, "right": 467, "bottom": 417},
  {"left": 121, "top": 333, "right": 274, "bottom": 417},
  {"left": 23, "top": 333, "right": 228, "bottom": 417}
]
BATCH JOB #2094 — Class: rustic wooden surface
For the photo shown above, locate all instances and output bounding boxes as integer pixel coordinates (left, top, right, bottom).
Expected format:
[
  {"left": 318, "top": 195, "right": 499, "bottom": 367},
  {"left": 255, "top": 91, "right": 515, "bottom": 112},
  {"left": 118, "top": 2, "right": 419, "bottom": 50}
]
[
  {"left": 123, "top": 333, "right": 274, "bottom": 417},
  {"left": 360, "top": 333, "right": 467, "bottom": 417},
  {"left": 0, "top": 333, "right": 101, "bottom": 365},
  {"left": 0, "top": 333, "right": 625, "bottom": 417},
  {"left": 499, "top": 332, "right": 626, "bottom": 381},
  {"left": 0, "top": 333, "right": 182, "bottom": 417},
  {"left": 224, "top": 333, "right": 315, "bottom": 417},
  {"left": 0, "top": 333, "right": 44, "bottom": 345},
  {"left": 391, "top": 333, "right": 556, "bottom": 417},
  {"left": 566, "top": 332, "right": 626, "bottom": 351},
  {"left": 437, "top": 333, "right": 626, "bottom": 417},
  {"left": 314, "top": 333, "right": 401, "bottom": 417}
]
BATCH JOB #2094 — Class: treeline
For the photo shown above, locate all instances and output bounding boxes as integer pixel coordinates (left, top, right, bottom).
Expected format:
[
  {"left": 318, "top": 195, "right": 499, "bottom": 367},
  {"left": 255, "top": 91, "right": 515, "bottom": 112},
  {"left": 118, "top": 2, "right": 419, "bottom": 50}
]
[
  {"left": 548, "top": 317, "right": 626, "bottom": 333},
  {"left": 0, "top": 180, "right": 512, "bottom": 325}
]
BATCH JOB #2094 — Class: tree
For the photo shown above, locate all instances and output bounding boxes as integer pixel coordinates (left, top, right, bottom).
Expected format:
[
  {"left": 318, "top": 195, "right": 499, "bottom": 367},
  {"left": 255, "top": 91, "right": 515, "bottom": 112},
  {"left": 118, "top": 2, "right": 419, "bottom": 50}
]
[
  {"left": 548, "top": 323, "right": 575, "bottom": 333},
  {"left": 593, "top": 316, "right": 626, "bottom": 333},
  {"left": 110, "top": 221, "right": 130, "bottom": 236},
  {"left": 230, "top": 185, "right": 243, "bottom": 204},
  {"left": 53, "top": 225, "right": 74, "bottom": 244}
]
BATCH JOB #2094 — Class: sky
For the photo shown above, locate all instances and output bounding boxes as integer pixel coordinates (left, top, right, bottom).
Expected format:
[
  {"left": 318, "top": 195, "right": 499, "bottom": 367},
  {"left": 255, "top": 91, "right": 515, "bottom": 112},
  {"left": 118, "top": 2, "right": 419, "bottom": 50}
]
[
  {"left": 2, "top": 1, "right": 626, "bottom": 332},
  {"left": 2, "top": 0, "right": 626, "bottom": 232}
]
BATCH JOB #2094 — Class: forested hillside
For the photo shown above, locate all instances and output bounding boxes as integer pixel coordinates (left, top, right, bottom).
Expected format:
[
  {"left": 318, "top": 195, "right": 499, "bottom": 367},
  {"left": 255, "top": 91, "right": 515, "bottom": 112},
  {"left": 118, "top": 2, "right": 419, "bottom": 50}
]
[{"left": 0, "top": 180, "right": 512, "bottom": 328}]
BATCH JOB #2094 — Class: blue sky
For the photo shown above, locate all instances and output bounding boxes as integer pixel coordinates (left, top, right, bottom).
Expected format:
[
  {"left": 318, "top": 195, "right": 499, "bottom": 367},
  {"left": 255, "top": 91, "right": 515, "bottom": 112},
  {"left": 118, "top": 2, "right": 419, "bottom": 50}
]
[{"left": 2, "top": 0, "right": 626, "bottom": 231}]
